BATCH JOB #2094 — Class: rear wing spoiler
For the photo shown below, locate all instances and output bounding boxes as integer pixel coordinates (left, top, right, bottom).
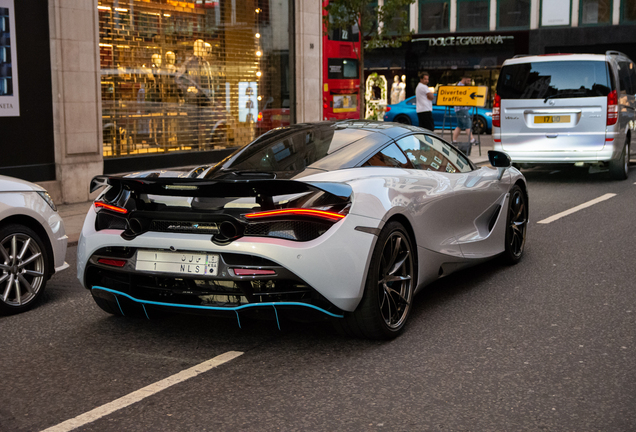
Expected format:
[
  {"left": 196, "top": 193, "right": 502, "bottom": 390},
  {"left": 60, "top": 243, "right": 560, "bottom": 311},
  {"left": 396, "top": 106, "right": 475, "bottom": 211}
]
[{"left": 90, "top": 175, "right": 352, "bottom": 200}]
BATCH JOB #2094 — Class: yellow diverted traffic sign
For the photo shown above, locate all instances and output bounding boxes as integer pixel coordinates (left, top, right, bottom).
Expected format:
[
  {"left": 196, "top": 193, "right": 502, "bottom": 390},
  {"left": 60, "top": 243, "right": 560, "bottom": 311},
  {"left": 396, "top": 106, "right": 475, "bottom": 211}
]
[{"left": 436, "top": 85, "right": 489, "bottom": 107}]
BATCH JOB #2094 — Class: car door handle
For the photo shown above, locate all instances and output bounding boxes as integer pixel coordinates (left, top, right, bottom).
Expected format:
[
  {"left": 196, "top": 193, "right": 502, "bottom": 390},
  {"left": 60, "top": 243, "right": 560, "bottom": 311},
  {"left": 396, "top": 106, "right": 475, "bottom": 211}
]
[{"left": 546, "top": 134, "right": 558, "bottom": 138}]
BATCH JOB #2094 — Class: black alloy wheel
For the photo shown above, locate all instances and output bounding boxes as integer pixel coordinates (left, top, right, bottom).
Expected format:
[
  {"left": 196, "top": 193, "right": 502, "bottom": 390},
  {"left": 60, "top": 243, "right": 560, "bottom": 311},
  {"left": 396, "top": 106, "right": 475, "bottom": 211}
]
[
  {"left": 502, "top": 185, "right": 527, "bottom": 264},
  {"left": 472, "top": 116, "right": 487, "bottom": 135},
  {"left": 394, "top": 115, "right": 411, "bottom": 125},
  {"left": 335, "top": 221, "right": 416, "bottom": 339},
  {"left": 0, "top": 224, "right": 50, "bottom": 315}
]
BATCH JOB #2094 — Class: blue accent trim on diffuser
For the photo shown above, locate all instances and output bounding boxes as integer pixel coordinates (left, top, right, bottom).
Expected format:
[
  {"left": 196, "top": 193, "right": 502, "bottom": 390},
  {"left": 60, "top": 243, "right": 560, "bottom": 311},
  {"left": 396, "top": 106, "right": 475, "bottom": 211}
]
[
  {"left": 114, "top": 295, "right": 125, "bottom": 316},
  {"left": 91, "top": 286, "right": 344, "bottom": 318}
]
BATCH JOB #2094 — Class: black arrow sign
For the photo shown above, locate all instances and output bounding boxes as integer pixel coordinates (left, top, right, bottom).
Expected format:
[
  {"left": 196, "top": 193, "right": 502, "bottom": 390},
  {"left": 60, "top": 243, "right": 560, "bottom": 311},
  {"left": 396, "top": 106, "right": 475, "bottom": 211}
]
[{"left": 470, "top": 92, "right": 485, "bottom": 100}]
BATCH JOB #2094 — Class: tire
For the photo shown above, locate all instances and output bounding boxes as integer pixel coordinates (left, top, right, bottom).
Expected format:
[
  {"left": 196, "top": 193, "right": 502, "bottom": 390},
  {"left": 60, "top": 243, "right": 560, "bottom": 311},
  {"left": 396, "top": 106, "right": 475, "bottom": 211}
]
[
  {"left": 394, "top": 115, "right": 412, "bottom": 125},
  {"left": 501, "top": 186, "right": 528, "bottom": 265},
  {"left": 609, "top": 140, "right": 629, "bottom": 180},
  {"left": 334, "top": 221, "right": 416, "bottom": 340},
  {"left": 0, "top": 224, "right": 50, "bottom": 315},
  {"left": 472, "top": 116, "right": 487, "bottom": 135}
]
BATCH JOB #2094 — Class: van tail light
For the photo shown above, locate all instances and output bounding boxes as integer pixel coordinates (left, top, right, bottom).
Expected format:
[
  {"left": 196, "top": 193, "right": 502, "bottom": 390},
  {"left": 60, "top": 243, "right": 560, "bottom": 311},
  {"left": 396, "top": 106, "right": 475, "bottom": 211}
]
[
  {"left": 257, "top": 112, "right": 263, "bottom": 122},
  {"left": 492, "top": 94, "right": 501, "bottom": 128},
  {"left": 607, "top": 90, "right": 618, "bottom": 126}
]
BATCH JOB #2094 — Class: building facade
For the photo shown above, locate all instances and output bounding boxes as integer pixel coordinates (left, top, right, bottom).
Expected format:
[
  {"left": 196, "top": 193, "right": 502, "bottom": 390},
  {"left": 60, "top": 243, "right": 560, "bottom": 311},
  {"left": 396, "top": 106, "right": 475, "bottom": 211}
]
[
  {"left": 0, "top": 0, "right": 323, "bottom": 204},
  {"left": 366, "top": 0, "right": 636, "bottom": 106}
]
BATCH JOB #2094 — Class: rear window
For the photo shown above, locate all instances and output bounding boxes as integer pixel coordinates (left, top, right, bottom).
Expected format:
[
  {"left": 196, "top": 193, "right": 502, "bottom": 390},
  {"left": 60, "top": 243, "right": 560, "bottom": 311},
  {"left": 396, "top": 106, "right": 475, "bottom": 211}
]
[
  {"left": 496, "top": 60, "right": 612, "bottom": 100},
  {"left": 328, "top": 59, "right": 359, "bottom": 79}
]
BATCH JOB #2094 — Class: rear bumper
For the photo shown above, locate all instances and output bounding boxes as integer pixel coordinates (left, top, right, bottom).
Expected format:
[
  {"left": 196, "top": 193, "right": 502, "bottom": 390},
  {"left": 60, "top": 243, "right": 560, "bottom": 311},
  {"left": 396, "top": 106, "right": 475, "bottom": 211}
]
[
  {"left": 78, "top": 207, "right": 380, "bottom": 312},
  {"left": 494, "top": 138, "right": 622, "bottom": 163}
]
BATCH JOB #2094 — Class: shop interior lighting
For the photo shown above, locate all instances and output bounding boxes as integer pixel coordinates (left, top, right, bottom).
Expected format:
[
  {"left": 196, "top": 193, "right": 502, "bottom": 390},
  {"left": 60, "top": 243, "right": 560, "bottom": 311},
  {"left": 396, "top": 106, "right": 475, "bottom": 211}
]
[
  {"left": 256, "top": 71, "right": 262, "bottom": 77},
  {"left": 163, "top": 14, "right": 171, "bottom": 17},
  {"left": 97, "top": 6, "right": 112, "bottom": 10},
  {"left": 255, "top": 33, "right": 261, "bottom": 38},
  {"left": 114, "top": 7, "right": 128, "bottom": 12},
  {"left": 256, "top": 50, "right": 262, "bottom": 57}
]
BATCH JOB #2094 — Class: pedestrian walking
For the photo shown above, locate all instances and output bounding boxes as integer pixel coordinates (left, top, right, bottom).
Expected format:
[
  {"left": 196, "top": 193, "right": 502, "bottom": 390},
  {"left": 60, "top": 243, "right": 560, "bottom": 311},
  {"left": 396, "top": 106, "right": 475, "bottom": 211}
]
[
  {"left": 416, "top": 71, "right": 435, "bottom": 131},
  {"left": 452, "top": 75, "right": 475, "bottom": 145}
]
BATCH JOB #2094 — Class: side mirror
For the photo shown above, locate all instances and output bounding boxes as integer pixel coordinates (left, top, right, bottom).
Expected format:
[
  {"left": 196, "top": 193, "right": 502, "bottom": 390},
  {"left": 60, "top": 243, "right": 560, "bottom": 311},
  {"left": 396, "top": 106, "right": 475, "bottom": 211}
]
[{"left": 488, "top": 150, "right": 512, "bottom": 180}]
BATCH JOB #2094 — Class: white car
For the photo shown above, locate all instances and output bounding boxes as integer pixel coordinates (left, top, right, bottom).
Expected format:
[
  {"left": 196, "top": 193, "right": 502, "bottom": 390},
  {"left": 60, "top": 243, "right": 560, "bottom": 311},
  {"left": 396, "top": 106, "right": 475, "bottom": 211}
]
[
  {"left": 77, "top": 121, "right": 528, "bottom": 339},
  {"left": 0, "top": 175, "right": 68, "bottom": 314}
]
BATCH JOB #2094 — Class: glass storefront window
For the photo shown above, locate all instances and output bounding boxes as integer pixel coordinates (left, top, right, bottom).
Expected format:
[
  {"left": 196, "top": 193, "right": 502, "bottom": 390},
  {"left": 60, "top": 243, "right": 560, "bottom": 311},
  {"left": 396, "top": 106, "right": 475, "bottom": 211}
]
[
  {"left": 457, "top": 0, "right": 490, "bottom": 31},
  {"left": 98, "top": 0, "right": 291, "bottom": 158},
  {"left": 498, "top": 0, "right": 530, "bottom": 29},
  {"left": 580, "top": 0, "right": 611, "bottom": 25},
  {"left": 418, "top": 0, "right": 450, "bottom": 32}
]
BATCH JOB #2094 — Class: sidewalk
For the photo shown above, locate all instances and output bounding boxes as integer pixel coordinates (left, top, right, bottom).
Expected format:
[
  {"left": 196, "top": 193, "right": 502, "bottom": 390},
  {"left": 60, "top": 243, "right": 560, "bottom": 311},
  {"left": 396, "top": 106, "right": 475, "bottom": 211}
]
[{"left": 56, "top": 133, "right": 494, "bottom": 246}]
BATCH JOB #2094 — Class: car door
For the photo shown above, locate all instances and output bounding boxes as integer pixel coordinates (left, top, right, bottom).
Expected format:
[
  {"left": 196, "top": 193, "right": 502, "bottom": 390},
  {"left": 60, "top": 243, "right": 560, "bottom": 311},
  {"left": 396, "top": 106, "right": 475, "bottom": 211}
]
[{"left": 395, "top": 134, "right": 510, "bottom": 259}]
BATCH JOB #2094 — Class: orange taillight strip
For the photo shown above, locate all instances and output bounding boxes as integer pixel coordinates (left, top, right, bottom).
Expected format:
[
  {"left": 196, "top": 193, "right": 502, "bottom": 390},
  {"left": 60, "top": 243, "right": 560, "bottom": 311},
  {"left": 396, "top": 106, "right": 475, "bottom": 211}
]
[
  {"left": 245, "top": 208, "right": 345, "bottom": 221},
  {"left": 94, "top": 201, "right": 128, "bottom": 214}
]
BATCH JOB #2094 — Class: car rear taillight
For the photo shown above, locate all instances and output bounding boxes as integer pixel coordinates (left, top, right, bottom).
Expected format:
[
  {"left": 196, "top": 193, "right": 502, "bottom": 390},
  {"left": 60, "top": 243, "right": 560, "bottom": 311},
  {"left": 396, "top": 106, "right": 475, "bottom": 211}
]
[
  {"left": 257, "top": 112, "right": 263, "bottom": 122},
  {"left": 94, "top": 201, "right": 128, "bottom": 214},
  {"left": 492, "top": 93, "right": 501, "bottom": 128},
  {"left": 245, "top": 208, "right": 346, "bottom": 222},
  {"left": 385, "top": 106, "right": 391, "bottom": 112},
  {"left": 607, "top": 90, "right": 618, "bottom": 126},
  {"left": 97, "top": 258, "right": 127, "bottom": 267}
]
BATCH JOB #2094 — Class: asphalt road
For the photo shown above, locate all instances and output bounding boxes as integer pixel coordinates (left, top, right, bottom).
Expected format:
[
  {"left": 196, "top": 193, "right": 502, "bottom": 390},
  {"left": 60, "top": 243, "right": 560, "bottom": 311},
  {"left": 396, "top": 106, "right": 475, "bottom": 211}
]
[{"left": 2, "top": 165, "right": 636, "bottom": 431}]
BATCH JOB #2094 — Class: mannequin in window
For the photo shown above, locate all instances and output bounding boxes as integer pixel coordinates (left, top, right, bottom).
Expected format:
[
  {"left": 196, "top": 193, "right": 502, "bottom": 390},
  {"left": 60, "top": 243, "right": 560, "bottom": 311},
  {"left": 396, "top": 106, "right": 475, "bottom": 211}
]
[
  {"left": 390, "top": 75, "right": 401, "bottom": 105},
  {"left": 176, "top": 39, "right": 213, "bottom": 104},
  {"left": 165, "top": 51, "right": 176, "bottom": 73},
  {"left": 398, "top": 75, "right": 406, "bottom": 102}
]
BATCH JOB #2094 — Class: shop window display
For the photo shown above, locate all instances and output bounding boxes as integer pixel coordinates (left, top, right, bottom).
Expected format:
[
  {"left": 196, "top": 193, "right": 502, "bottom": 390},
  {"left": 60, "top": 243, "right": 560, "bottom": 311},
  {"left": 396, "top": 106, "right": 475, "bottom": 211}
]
[{"left": 98, "top": 0, "right": 290, "bottom": 158}]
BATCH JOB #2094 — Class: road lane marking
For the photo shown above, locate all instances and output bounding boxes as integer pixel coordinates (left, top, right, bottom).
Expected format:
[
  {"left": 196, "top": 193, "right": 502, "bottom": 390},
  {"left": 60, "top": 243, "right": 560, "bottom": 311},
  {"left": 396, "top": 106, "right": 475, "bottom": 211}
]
[
  {"left": 41, "top": 351, "right": 243, "bottom": 432},
  {"left": 537, "top": 193, "right": 617, "bottom": 224}
]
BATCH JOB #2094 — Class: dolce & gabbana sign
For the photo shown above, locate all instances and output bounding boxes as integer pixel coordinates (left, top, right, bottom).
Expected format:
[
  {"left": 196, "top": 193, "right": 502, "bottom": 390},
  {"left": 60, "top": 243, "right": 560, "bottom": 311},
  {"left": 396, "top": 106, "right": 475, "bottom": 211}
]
[{"left": 413, "top": 35, "right": 514, "bottom": 47}]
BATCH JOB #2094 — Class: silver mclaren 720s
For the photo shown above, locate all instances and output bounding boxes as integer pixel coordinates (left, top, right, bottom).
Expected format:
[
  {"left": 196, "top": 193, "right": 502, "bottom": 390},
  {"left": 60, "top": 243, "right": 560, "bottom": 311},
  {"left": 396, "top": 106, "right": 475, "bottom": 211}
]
[{"left": 77, "top": 121, "right": 528, "bottom": 339}]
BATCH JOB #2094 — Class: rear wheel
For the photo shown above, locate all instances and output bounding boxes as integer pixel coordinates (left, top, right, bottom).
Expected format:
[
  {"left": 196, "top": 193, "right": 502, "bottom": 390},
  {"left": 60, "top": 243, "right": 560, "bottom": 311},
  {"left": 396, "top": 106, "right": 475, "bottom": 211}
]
[
  {"left": 501, "top": 186, "right": 527, "bottom": 265},
  {"left": 0, "top": 224, "right": 50, "bottom": 315},
  {"left": 609, "top": 140, "right": 629, "bottom": 180},
  {"left": 394, "top": 115, "right": 411, "bottom": 125},
  {"left": 472, "top": 116, "right": 487, "bottom": 135},
  {"left": 335, "top": 221, "right": 416, "bottom": 340}
]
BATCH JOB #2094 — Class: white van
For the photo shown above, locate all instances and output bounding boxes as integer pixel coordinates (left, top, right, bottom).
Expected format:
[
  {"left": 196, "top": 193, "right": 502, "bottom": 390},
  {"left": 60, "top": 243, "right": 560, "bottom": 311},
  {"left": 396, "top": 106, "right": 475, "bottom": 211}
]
[{"left": 493, "top": 51, "right": 636, "bottom": 180}]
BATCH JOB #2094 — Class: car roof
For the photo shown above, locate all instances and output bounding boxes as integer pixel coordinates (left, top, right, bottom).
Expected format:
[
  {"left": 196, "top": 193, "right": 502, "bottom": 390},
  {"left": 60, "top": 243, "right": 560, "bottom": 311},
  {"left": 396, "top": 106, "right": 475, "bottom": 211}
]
[
  {"left": 207, "top": 121, "right": 441, "bottom": 177},
  {"left": 503, "top": 53, "right": 609, "bottom": 66}
]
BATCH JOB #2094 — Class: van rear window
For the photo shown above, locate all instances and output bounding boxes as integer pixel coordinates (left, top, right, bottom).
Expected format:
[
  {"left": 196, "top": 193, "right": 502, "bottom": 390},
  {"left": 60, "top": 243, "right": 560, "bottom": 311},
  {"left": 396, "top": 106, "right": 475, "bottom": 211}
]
[{"left": 496, "top": 61, "right": 612, "bottom": 99}]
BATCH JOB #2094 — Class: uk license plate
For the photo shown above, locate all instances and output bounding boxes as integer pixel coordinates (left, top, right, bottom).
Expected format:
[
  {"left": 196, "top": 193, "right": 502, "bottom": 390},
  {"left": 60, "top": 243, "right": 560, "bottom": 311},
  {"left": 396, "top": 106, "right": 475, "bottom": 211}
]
[
  {"left": 135, "top": 250, "right": 219, "bottom": 276},
  {"left": 534, "top": 115, "right": 570, "bottom": 124}
]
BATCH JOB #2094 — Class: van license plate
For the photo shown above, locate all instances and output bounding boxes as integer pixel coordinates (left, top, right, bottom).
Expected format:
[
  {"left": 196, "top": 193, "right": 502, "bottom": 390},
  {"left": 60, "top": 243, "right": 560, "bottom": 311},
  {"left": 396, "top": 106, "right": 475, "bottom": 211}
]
[{"left": 534, "top": 115, "right": 570, "bottom": 124}]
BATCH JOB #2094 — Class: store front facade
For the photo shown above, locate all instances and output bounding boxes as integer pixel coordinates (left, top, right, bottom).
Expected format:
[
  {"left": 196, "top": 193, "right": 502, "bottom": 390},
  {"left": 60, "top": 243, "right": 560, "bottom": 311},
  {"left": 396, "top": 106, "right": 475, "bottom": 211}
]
[
  {"left": 365, "top": 31, "right": 529, "bottom": 109},
  {"left": 0, "top": 0, "right": 323, "bottom": 204}
]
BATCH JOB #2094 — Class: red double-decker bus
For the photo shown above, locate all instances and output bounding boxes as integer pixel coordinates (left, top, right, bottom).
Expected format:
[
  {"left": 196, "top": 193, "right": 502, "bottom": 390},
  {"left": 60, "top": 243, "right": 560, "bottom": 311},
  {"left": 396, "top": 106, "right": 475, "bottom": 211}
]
[{"left": 322, "top": 1, "right": 361, "bottom": 120}]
